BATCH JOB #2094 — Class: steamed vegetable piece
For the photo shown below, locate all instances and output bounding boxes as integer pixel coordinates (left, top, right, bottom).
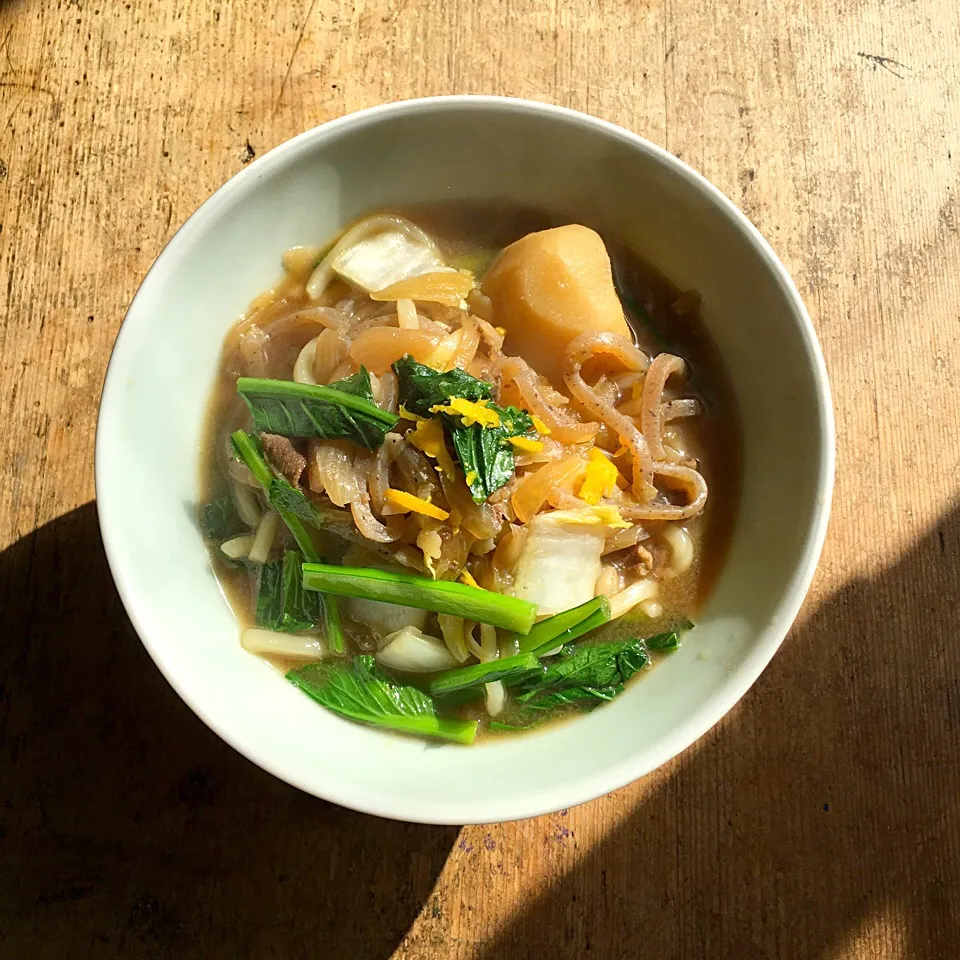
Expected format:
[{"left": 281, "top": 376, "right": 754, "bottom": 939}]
[
  {"left": 644, "top": 622, "right": 693, "bottom": 652},
  {"left": 256, "top": 550, "right": 322, "bottom": 633},
  {"left": 236, "top": 369, "right": 399, "bottom": 449},
  {"left": 301, "top": 563, "right": 538, "bottom": 633},
  {"left": 345, "top": 596, "right": 427, "bottom": 638},
  {"left": 231, "top": 431, "right": 345, "bottom": 644},
  {"left": 513, "top": 639, "right": 649, "bottom": 709},
  {"left": 511, "top": 512, "right": 607, "bottom": 616},
  {"left": 230, "top": 430, "right": 321, "bottom": 561},
  {"left": 518, "top": 596, "right": 610, "bottom": 655},
  {"left": 429, "top": 652, "right": 542, "bottom": 696},
  {"left": 324, "top": 585, "right": 346, "bottom": 655},
  {"left": 392, "top": 356, "right": 536, "bottom": 503},
  {"left": 393, "top": 356, "right": 493, "bottom": 417},
  {"left": 314, "top": 221, "right": 452, "bottom": 296},
  {"left": 447, "top": 403, "right": 535, "bottom": 503},
  {"left": 199, "top": 496, "right": 243, "bottom": 540},
  {"left": 481, "top": 224, "right": 633, "bottom": 388},
  {"left": 377, "top": 626, "right": 459, "bottom": 673},
  {"left": 287, "top": 655, "right": 478, "bottom": 744}
]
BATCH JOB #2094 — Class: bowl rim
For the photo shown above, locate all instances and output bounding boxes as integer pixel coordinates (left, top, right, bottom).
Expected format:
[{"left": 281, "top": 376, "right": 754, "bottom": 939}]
[{"left": 95, "top": 95, "right": 835, "bottom": 823}]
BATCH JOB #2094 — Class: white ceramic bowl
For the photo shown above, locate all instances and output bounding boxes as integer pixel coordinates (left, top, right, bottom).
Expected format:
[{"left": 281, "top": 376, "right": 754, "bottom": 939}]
[{"left": 96, "top": 96, "right": 834, "bottom": 824}]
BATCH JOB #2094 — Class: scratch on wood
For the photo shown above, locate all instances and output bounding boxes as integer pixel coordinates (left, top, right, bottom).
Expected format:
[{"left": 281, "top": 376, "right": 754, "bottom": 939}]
[
  {"left": 857, "top": 51, "right": 911, "bottom": 79},
  {"left": 273, "top": 0, "right": 320, "bottom": 115}
]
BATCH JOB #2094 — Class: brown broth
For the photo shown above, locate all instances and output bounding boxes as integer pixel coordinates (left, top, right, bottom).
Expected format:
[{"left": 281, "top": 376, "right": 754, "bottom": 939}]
[{"left": 198, "top": 203, "right": 741, "bottom": 740}]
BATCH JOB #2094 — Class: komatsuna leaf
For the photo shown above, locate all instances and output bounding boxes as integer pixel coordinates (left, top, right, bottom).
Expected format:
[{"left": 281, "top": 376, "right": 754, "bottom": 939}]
[
  {"left": 644, "top": 620, "right": 694, "bottom": 652},
  {"left": 392, "top": 355, "right": 492, "bottom": 418},
  {"left": 446, "top": 404, "right": 533, "bottom": 503},
  {"left": 230, "top": 430, "right": 321, "bottom": 561},
  {"left": 287, "top": 655, "right": 478, "bottom": 744},
  {"left": 198, "top": 496, "right": 242, "bottom": 540},
  {"left": 257, "top": 550, "right": 322, "bottom": 633},
  {"left": 514, "top": 639, "right": 649, "bottom": 710},
  {"left": 236, "top": 371, "right": 398, "bottom": 450}
]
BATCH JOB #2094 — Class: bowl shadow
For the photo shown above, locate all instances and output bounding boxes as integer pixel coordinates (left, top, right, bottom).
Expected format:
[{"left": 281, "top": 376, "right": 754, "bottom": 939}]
[
  {"left": 474, "top": 503, "right": 960, "bottom": 959},
  {"left": 0, "top": 503, "right": 458, "bottom": 960}
]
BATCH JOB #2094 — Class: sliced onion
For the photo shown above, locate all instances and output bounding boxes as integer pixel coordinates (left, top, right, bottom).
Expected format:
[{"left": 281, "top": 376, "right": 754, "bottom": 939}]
[
  {"left": 242, "top": 628, "right": 325, "bottom": 660},
  {"left": 308, "top": 441, "right": 362, "bottom": 505},
  {"left": 294, "top": 337, "right": 319, "bottom": 385},
  {"left": 479, "top": 622, "right": 499, "bottom": 662},
  {"left": 346, "top": 597, "right": 426, "bottom": 638},
  {"left": 484, "top": 680, "right": 506, "bottom": 717},
  {"left": 437, "top": 614, "right": 470, "bottom": 663},
  {"left": 231, "top": 480, "right": 262, "bottom": 526},
  {"left": 396, "top": 298, "right": 419, "bottom": 329},
  {"left": 306, "top": 215, "right": 447, "bottom": 300},
  {"left": 376, "top": 626, "right": 459, "bottom": 672},
  {"left": 220, "top": 535, "right": 254, "bottom": 560},
  {"left": 350, "top": 499, "right": 396, "bottom": 543}
]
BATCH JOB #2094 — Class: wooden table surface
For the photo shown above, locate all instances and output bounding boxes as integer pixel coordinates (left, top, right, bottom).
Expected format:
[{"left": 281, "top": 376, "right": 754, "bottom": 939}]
[{"left": 3, "top": 0, "right": 959, "bottom": 956}]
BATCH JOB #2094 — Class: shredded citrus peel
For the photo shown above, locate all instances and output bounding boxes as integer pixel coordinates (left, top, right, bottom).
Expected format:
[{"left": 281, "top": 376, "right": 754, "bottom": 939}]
[
  {"left": 398, "top": 404, "right": 427, "bottom": 422},
  {"left": 384, "top": 488, "right": 450, "bottom": 521},
  {"left": 579, "top": 448, "right": 620, "bottom": 504},
  {"left": 408, "top": 418, "right": 457, "bottom": 478},
  {"left": 530, "top": 415, "right": 551, "bottom": 435},
  {"left": 508, "top": 435, "right": 544, "bottom": 453},
  {"left": 430, "top": 397, "right": 501, "bottom": 428}
]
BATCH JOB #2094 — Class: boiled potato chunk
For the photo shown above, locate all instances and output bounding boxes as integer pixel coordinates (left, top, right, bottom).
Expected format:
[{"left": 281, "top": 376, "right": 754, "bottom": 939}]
[{"left": 480, "top": 224, "right": 631, "bottom": 388}]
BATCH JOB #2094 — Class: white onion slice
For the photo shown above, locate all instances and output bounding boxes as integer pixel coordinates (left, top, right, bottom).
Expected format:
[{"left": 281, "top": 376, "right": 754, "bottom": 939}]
[
  {"left": 220, "top": 535, "right": 254, "bottom": 560},
  {"left": 346, "top": 597, "right": 426, "bottom": 638},
  {"left": 293, "top": 337, "right": 318, "bottom": 385},
  {"left": 231, "top": 480, "right": 262, "bottom": 527},
  {"left": 376, "top": 626, "right": 459, "bottom": 672},
  {"left": 484, "top": 680, "right": 506, "bottom": 717}
]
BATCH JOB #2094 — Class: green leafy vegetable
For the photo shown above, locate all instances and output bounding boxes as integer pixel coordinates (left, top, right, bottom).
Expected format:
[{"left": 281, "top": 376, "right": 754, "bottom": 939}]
[
  {"left": 287, "top": 655, "right": 478, "bottom": 744},
  {"left": 518, "top": 597, "right": 610, "bottom": 655},
  {"left": 391, "top": 355, "right": 537, "bottom": 503},
  {"left": 323, "top": 589, "right": 345, "bottom": 655},
  {"left": 392, "top": 355, "right": 493, "bottom": 417},
  {"left": 301, "top": 563, "right": 537, "bottom": 633},
  {"left": 429, "top": 652, "right": 542, "bottom": 696},
  {"left": 488, "top": 718, "right": 544, "bottom": 733},
  {"left": 198, "top": 496, "right": 242, "bottom": 541},
  {"left": 236, "top": 373, "right": 399, "bottom": 450},
  {"left": 256, "top": 550, "right": 322, "bottom": 633},
  {"left": 326, "top": 367, "right": 378, "bottom": 399},
  {"left": 645, "top": 620, "right": 694, "bottom": 652},
  {"left": 514, "top": 639, "right": 649, "bottom": 710},
  {"left": 432, "top": 686, "right": 485, "bottom": 710},
  {"left": 446, "top": 403, "right": 533, "bottom": 503},
  {"left": 230, "top": 429, "right": 321, "bottom": 561}
]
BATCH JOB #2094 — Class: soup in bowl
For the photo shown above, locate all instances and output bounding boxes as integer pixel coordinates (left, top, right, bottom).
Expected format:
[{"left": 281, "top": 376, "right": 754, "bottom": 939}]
[{"left": 96, "top": 97, "right": 833, "bottom": 823}]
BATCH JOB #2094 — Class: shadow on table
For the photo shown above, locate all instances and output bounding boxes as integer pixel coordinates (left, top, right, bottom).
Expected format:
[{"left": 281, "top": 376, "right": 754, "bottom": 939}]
[
  {"left": 478, "top": 504, "right": 960, "bottom": 959},
  {"left": 0, "top": 503, "right": 457, "bottom": 960}
]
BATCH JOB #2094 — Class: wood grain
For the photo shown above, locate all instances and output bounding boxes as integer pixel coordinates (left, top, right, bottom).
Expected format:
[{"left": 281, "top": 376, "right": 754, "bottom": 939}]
[{"left": 2, "top": 0, "right": 959, "bottom": 956}]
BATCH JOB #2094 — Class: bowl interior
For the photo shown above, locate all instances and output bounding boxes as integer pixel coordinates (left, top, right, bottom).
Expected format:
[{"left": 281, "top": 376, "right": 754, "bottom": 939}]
[{"left": 96, "top": 98, "right": 832, "bottom": 824}]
